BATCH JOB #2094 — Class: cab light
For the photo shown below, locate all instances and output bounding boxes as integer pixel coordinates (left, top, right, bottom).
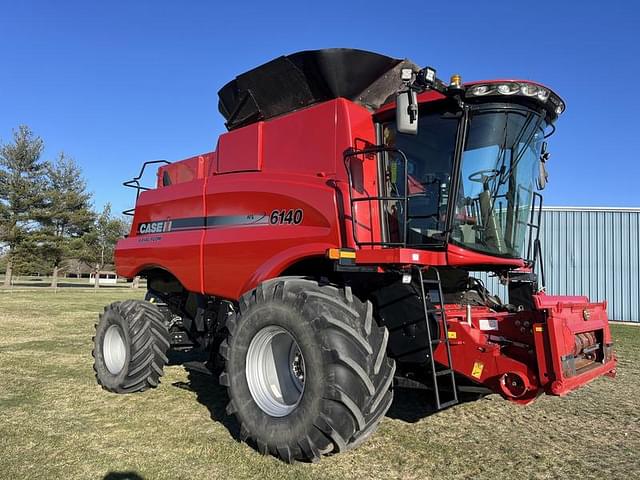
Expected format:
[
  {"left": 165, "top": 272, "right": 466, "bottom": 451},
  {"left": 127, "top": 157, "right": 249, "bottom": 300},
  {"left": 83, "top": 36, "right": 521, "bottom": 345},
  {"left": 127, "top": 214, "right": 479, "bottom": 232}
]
[
  {"left": 520, "top": 83, "right": 539, "bottom": 96},
  {"left": 471, "top": 84, "right": 491, "bottom": 96},
  {"left": 497, "top": 83, "right": 520, "bottom": 95},
  {"left": 537, "top": 88, "right": 550, "bottom": 101}
]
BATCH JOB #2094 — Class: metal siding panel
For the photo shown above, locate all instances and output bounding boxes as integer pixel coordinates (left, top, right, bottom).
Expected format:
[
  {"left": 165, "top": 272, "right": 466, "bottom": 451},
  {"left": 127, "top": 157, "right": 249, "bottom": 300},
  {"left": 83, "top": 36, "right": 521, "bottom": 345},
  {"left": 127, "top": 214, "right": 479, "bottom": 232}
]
[
  {"left": 615, "top": 213, "right": 624, "bottom": 320},
  {"left": 627, "top": 212, "right": 636, "bottom": 321},
  {"left": 621, "top": 212, "right": 630, "bottom": 320},
  {"left": 541, "top": 208, "right": 639, "bottom": 322},
  {"left": 574, "top": 211, "right": 583, "bottom": 298},
  {"left": 630, "top": 213, "right": 639, "bottom": 321},
  {"left": 467, "top": 208, "right": 639, "bottom": 322}
]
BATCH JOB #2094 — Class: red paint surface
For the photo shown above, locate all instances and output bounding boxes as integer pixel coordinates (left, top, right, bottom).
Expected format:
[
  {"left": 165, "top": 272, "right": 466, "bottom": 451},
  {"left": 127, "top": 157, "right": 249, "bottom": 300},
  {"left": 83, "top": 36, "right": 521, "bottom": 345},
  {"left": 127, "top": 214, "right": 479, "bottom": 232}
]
[{"left": 436, "top": 292, "right": 616, "bottom": 402}]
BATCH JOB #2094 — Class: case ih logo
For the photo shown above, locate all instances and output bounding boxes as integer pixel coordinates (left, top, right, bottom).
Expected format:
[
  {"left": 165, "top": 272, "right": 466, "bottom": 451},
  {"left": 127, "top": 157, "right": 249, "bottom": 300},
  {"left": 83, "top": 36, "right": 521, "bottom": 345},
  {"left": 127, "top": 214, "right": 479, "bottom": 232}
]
[{"left": 138, "top": 221, "right": 172, "bottom": 235}]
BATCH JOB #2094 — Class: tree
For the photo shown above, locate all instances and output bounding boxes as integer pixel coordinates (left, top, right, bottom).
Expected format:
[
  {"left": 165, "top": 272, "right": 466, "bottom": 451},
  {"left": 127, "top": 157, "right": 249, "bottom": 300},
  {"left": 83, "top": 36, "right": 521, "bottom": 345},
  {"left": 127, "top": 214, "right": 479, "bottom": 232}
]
[
  {"left": 0, "top": 126, "right": 47, "bottom": 286},
  {"left": 38, "top": 153, "right": 94, "bottom": 287},
  {"left": 74, "top": 203, "right": 128, "bottom": 288},
  {"left": 8, "top": 236, "right": 51, "bottom": 277},
  {"left": 0, "top": 249, "right": 7, "bottom": 278}
]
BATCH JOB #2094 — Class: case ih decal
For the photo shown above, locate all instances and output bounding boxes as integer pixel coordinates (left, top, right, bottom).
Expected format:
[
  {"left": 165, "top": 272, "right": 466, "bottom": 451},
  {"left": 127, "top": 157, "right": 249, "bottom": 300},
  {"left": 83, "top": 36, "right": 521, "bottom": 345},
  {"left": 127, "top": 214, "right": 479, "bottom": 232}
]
[{"left": 138, "top": 220, "right": 172, "bottom": 234}]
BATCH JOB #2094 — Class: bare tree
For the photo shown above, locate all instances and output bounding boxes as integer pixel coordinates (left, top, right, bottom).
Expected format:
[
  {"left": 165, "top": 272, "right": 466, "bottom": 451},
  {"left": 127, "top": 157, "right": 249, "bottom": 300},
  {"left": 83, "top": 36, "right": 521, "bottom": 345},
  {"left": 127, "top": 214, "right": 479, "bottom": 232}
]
[{"left": 73, "top": 203, "right": 128, "bottom": 289}]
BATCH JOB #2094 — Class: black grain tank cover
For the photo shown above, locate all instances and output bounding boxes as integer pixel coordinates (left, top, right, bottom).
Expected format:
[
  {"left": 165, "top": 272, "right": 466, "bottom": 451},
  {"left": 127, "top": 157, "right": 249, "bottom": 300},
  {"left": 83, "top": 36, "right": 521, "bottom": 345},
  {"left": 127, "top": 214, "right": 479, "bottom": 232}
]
[{"left": 218, "top": 48, "right": 417, "bottom": 130}]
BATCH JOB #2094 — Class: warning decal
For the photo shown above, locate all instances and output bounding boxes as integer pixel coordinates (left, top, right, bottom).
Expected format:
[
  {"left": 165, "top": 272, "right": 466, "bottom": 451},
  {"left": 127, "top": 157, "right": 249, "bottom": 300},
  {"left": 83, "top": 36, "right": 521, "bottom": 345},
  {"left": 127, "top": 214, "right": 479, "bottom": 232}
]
[{"left": 471, "top": 361, "right": 484, "bottom": 379}]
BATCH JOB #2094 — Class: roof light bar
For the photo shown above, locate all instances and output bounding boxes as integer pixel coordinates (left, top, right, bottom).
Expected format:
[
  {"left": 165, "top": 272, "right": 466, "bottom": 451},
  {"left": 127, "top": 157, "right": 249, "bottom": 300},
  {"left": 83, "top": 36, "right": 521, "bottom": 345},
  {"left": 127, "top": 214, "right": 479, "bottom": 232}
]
[{"left": 466, "top": 82, "right": 565, "bottom": 115}]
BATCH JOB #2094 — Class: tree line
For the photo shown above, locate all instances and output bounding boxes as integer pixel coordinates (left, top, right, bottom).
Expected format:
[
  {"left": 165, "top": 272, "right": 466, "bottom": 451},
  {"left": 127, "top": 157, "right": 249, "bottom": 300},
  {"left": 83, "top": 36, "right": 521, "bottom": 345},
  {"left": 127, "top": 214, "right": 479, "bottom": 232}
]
[{"left": 0, "top": 125, "right": 129, "bottom": 288}]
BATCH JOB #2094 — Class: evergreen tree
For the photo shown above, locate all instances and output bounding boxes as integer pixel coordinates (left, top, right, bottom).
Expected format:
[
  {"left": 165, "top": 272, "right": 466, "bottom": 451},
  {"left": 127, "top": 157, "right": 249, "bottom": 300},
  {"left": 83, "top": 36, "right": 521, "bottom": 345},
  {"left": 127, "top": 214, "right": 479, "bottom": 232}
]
[
  {"left": 38, "top": 153, "right": 94, "bottom": 287},
  {"left": 0, "top": 126, "right": 47, "bottom": 286}
]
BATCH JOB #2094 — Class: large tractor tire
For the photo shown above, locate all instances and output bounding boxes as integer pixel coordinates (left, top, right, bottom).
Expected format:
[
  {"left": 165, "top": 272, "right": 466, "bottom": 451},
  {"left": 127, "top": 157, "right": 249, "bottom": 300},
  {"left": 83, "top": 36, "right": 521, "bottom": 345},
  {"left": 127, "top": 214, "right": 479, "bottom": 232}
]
[
  {"left": 220, "top": 277, "right": 395, "bottom": 463},
  {"left": 93, "top": 300, "right": 170, "bottom": 393}
]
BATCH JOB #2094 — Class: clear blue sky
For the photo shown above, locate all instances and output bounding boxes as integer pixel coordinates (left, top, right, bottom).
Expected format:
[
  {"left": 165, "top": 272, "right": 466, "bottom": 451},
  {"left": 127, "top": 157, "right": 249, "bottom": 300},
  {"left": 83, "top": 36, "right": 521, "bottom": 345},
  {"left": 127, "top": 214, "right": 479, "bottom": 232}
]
[{"left": 1, "top": 0, "right": 638, "bottom": 214}]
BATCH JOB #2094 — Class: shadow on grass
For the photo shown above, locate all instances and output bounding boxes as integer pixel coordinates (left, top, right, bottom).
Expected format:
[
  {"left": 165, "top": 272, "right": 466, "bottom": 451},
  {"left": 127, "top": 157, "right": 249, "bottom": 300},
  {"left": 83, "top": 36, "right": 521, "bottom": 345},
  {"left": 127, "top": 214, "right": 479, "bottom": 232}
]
[
  {"left": 176, "top": 361, "right": 440, "bottom": 435},
  {"left": 103, "top": 472, "right": 144, "bottom": 480},
  {"left": 172, "top": 366, "right": 241, "bottom": 442},
  {"left": 386, "top": 387, "right": 439, "bottom": 422},
  {"left": 170, "top": 353, "right": 487, "bottom": 445}
]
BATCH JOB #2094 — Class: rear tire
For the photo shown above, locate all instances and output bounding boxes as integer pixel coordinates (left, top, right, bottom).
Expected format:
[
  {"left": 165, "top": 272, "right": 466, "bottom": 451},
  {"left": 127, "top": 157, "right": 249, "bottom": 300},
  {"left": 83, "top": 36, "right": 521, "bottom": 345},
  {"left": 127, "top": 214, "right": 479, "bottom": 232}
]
[
  {"left": 220, "top": 277, "right": 395, "bottom": 462},
  {"left": 93, "top": 300, "right": 170, "bottom": 393}
]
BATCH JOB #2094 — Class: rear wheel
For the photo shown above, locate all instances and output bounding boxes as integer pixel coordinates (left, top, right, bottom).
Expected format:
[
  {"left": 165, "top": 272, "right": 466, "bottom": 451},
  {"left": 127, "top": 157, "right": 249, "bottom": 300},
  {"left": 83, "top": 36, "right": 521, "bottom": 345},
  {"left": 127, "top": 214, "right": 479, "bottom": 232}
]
[
  {"left": 93, "top": 300, "right": 170, "bottom": 393},
  {"left": 220, "top": 277, "right": 395, "bottom": 462}
]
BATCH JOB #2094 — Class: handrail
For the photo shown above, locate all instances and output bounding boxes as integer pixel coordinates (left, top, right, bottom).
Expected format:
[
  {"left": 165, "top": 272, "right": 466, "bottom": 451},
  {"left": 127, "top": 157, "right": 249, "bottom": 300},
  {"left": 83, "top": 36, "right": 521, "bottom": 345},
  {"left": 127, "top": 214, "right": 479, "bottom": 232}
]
[
  {"left": 343, "top": 145, "right": 409, "bottom": 247},
  {"left": 526, "top": 191, "right": 545, "bottom": 286},
  {"left": 122, "top": 160, "right": 171, "bottom": 216}
]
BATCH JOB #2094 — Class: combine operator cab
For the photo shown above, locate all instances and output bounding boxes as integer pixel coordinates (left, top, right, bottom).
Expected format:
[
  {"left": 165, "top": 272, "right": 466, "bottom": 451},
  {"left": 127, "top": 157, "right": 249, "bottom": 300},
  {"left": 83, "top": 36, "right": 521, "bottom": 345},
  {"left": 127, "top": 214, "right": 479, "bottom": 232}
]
[
  {"left": 93, "top": 49, "right": 617, "bottom": 463},
  {"left": 342, "top": 65, "right": 615, "bottom": 404}
]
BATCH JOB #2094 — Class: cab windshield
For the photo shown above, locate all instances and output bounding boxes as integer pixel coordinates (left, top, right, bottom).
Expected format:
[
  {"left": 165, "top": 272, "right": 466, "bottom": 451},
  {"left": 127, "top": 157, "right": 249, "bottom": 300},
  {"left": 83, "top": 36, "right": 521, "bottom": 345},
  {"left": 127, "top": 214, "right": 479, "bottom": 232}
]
[
  {"left": 382, "top": 103, "right": 546, "bottom": 259},
  {"left": 452, "top": 107, "right": 546, "bottom": 257}
]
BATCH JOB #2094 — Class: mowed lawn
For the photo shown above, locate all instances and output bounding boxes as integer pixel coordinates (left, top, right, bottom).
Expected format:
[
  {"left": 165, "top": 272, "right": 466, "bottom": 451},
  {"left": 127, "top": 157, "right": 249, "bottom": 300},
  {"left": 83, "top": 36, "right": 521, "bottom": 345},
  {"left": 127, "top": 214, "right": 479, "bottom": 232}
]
[{"left": 0, "top": 290, "right": 638, "bottom": 480}]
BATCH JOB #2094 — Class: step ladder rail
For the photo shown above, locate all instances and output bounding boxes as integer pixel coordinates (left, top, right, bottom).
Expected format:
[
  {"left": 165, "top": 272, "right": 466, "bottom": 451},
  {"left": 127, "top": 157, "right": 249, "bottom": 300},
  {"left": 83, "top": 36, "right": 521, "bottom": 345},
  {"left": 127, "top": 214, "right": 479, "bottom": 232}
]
[
  {"left": 416, "top": 267, "right": 442, "bottom": 408},
  {"left": 416, "top": 266, "right": 459, "bottom": 409},
  {"left": 432, "top": 266, "right": 459, "bottom": 407}
]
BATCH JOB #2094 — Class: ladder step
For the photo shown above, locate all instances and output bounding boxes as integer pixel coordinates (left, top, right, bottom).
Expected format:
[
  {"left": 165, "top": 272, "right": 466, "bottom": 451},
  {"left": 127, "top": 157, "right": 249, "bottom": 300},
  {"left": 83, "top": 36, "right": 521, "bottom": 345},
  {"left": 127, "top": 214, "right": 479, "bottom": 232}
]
[
  {"left": 438, "top": 399, "right": 459, "bottom": 409},
  {"left": 435, "top": 369, "right": 453, "bottom": 377},
  {"left": 431, "top": 339, "right": 443, "bottom": 345},
  {"left": 422, "top": 279, "right": 441, "bottom": 285}
]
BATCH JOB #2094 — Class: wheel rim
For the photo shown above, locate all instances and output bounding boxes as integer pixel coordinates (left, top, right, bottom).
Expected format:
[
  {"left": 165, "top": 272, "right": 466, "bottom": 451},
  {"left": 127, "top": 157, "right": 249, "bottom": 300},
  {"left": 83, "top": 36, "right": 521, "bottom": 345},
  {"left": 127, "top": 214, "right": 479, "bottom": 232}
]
[
  {"left": 245, "top": 326, "right": 305, "bottom": 417},
  {"left": 103, "top": 325, "right": 127, "bottom": 375}
]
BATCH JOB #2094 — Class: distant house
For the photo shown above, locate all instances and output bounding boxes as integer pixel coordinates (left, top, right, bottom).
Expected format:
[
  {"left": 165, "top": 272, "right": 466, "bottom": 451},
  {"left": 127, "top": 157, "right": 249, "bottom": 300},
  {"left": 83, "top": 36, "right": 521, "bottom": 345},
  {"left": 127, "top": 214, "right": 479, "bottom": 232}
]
[
  {"left": 63, "top": 259, "right": 118, "bottom": 284},
  {"left": 88, "top": 271, "right": 118, "bottom": 285}
]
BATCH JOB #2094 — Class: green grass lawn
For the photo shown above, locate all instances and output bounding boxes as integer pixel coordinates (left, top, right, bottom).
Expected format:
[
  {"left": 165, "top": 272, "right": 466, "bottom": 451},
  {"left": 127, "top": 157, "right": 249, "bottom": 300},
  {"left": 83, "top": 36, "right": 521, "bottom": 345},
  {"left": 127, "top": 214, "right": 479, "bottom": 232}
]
[{"left": 0, "top": 289, "right": 638, "bottom": 479}]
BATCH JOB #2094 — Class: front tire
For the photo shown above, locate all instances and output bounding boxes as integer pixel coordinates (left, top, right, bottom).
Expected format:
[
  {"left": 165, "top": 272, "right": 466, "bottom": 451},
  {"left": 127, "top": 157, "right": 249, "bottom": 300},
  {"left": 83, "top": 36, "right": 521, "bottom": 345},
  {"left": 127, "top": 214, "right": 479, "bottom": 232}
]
[
  {"left": 220, "top": 278, "right": 395, "bottom": 462},
  {"left": 93, "top": 300, "right": 170, "bottom": 393}
]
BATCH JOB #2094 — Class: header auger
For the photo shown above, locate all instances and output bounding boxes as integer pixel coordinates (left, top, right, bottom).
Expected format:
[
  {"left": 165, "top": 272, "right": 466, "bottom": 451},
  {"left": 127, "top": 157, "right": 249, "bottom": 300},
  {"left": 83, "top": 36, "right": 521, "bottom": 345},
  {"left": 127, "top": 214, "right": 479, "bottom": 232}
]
[{"left": 92, "top": 48, "right": 616, "bottom": 463}]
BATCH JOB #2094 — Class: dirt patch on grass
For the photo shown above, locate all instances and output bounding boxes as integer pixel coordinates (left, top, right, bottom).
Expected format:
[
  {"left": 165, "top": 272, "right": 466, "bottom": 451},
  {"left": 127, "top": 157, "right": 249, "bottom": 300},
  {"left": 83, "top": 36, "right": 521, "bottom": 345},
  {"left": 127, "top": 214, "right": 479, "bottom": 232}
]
[{"left": 0, "top": 290, "right": 638, "bottom": 479}]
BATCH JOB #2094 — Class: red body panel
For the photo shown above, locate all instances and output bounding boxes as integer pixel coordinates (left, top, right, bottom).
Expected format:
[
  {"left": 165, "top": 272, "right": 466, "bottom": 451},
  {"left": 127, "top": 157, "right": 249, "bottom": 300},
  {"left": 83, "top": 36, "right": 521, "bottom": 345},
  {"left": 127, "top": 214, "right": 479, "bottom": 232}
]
[
  {"left": 201, "top": 173, "right": 341, "bottom": 299},
  {"left": 116, "top": 175, "right": 206, "bottom": 294},
  {"left": 117, "top": 99, "right": 378, "bottom": 297}
]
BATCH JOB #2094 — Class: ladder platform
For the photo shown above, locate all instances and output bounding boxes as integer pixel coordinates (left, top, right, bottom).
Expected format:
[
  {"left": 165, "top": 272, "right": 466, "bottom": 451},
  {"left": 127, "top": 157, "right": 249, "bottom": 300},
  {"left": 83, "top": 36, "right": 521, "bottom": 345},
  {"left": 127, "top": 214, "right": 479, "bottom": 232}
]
[{"left": 438, "top": 399, "right": 459, "bottom": 409}]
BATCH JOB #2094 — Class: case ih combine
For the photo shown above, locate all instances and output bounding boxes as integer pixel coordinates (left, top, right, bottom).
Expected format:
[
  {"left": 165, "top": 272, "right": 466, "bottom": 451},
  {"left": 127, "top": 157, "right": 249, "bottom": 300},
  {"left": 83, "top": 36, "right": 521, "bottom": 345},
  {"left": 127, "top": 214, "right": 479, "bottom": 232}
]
[{"left": 92, "top": 49, "right": 617, "bottom": 462}]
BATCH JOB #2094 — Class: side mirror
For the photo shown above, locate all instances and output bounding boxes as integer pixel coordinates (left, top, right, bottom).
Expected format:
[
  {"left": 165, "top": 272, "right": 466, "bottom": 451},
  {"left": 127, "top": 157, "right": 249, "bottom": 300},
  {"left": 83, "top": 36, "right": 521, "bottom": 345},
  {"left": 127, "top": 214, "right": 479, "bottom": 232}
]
[
  {"left": 537, "top": 141, "right": 550, "bottom": 190},
  {"left": 396, "top": 89, "right": 418, "bottom": 135}
]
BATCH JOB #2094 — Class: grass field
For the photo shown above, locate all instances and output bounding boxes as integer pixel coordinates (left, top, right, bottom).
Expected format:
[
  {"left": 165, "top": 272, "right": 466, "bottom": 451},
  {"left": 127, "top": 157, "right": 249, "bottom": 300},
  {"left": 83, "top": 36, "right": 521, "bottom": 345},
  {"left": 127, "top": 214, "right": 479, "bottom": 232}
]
[{"left": 0, "top": 289, "right": 638, "bottom": 479}]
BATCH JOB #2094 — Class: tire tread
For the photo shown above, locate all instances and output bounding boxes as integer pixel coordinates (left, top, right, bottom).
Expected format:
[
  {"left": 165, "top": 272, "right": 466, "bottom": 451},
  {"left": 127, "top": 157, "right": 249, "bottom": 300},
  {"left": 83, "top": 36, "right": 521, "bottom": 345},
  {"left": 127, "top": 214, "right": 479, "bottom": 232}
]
[
  {"left": 94, "top": 300, "right": 170, "bottom": 394},
  {"left": 221, "top": 277, "right": 395, "bottom": 462}
]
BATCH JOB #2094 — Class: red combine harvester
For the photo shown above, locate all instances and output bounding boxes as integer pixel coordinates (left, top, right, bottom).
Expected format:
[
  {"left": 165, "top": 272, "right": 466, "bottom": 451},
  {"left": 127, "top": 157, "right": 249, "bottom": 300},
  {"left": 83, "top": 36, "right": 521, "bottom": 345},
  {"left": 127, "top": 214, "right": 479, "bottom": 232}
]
[{"left": 92, "top": 49, "right": 617, "bottom": 462}]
